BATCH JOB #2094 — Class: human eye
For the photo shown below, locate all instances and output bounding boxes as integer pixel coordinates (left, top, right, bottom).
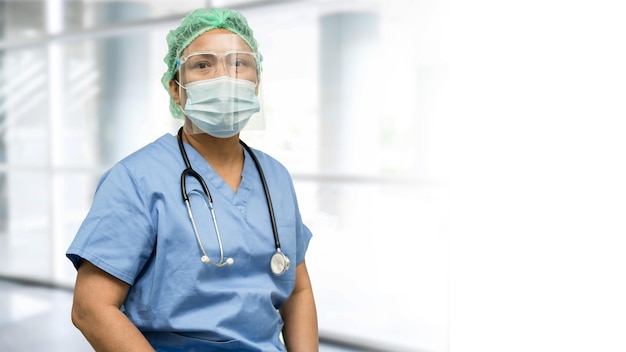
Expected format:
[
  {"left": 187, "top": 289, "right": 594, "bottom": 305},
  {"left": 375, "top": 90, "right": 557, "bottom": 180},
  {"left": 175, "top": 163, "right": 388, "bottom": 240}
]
[
  {"left": 194, "top": 61, "right": 212, "bottom": 69},
  {"left": 227, "top": 53, "right": 255, "bottom": 70},
  {"left": 187, "top": 54, "right": 217, "bottom": 71}
]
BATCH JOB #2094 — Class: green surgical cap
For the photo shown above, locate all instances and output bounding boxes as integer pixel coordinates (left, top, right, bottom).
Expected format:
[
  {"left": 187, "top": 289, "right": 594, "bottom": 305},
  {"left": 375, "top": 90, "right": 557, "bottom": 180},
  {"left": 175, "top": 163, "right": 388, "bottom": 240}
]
[{"left": 161, "top": 7, "right": 261, "bottom": 119}]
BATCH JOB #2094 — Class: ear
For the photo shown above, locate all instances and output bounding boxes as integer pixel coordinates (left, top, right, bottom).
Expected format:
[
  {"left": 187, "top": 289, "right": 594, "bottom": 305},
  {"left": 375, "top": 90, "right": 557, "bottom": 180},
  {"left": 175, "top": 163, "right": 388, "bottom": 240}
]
[
  {"left": 169, "top": 79, "right": 181, "bottom": 105},
  {"left": 255, "top": 77, "right": 261, "bottom": 95}
]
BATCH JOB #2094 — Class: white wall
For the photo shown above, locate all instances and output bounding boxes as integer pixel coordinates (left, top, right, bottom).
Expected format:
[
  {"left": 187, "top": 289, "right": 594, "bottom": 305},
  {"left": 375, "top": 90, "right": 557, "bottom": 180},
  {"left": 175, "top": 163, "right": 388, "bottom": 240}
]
[{"left": 448, "top": 1, "right": 626, "bottom": 351}]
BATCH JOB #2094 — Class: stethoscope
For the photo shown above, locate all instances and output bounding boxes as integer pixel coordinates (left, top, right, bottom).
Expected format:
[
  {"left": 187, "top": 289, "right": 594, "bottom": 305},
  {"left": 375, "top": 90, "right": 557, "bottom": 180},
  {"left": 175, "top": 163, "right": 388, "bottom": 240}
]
[{"left": 177, "top": 127, "right": 291, "bottom": 276}]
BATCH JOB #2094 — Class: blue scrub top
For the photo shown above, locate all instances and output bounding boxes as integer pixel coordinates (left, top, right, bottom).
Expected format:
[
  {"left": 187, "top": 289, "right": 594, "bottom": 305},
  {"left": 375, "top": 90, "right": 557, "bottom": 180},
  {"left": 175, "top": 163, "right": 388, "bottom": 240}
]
[{"left": 66, "top": 133, "right": 312, "bottom": 351}]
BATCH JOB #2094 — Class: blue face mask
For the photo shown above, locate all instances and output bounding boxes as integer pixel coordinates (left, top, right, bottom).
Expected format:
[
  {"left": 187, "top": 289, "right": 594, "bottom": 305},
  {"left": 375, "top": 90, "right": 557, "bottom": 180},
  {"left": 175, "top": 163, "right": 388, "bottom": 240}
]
[{"left": 182, "top": 76, "right": 260, "bottom": 138}]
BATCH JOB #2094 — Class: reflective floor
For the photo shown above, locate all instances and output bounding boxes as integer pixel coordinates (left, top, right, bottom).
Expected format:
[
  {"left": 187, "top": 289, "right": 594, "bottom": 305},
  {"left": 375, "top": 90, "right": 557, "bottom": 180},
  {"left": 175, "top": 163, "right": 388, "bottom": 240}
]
[
  {"left": 0, "top": 279, "right": 360, "bottom": 351},
  {"left": 0, "top": 280, "right": 91, "bottom": 351}
]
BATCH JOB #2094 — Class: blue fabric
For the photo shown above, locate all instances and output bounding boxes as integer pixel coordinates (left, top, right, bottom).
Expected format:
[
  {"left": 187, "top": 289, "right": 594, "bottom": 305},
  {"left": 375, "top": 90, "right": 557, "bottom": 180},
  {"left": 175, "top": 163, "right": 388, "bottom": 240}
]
[{"left": 66, "top": 133, "right": 312, "bottom": 351}]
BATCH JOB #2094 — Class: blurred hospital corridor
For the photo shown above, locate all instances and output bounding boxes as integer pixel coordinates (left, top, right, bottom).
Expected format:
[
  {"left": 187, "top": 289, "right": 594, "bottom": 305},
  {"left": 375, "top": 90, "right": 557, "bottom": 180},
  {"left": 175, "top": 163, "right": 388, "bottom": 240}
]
[
  {"left": 1, "top": 0, "right": 448, "bottom": 351},
  {"left": 4, "top": 0, "right": 626, "bottom": 351}
]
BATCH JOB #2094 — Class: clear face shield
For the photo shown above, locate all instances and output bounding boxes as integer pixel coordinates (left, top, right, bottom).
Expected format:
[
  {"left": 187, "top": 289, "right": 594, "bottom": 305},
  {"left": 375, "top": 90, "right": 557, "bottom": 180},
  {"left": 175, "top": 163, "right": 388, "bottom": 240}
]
[{"left": 176, "top": 34, "right": 265, "bottom": 136}]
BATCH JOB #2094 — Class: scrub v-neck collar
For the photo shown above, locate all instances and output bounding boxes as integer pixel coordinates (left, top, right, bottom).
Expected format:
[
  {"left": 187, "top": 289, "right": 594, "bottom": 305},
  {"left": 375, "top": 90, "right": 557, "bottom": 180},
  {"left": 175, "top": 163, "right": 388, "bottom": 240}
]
[{"left": 168, "top": 133, "right": 254, "bottom": 210}]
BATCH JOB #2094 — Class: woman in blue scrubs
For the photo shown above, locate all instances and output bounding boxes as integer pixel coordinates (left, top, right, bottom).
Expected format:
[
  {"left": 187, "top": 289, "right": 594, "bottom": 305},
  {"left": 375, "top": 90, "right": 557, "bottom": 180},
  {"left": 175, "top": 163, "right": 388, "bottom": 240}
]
[{"left": 66, "top": 8, "right": 318, "bottom": 351}]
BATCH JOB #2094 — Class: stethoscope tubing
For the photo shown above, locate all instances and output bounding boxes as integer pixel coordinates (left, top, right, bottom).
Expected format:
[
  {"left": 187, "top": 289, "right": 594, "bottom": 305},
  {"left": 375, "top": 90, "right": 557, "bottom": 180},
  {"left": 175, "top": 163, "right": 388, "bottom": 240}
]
[{"left": 177, "top": 127, "right": 288, "bottom": 274}]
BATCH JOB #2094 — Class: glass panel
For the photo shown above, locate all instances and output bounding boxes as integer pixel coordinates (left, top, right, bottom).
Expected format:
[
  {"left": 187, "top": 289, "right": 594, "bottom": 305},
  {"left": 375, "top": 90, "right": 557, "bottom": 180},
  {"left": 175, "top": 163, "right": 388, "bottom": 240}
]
[
  {"left": 3, "top": 46, "right": 50, "bottom": 168},
  {"left": 0, "top": 170, "right": 99, "bottom": 284},
  {"left": 0, "top": 171, "right": 51, "bottom": 281},
  {"left": 0, "top": 1, "right": 45, "bottom": 42}
]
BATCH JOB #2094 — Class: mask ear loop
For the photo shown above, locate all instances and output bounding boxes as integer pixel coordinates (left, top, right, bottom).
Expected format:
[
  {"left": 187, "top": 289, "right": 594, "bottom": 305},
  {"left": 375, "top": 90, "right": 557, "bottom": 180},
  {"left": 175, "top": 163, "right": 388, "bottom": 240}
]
[{"left": 176, "top": 63, "right": 206, "bottom": 135}]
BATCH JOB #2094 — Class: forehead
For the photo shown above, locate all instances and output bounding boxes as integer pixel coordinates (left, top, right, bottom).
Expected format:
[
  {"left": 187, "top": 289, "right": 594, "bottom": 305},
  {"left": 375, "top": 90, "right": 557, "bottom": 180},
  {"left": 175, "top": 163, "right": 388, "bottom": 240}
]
[{"left": 182, "top": 29, "right": 252, "bottom": 55}]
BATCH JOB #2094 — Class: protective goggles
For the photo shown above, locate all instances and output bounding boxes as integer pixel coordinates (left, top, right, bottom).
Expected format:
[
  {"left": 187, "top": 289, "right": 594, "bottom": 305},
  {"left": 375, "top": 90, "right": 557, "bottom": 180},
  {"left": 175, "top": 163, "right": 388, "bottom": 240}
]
[{"left": 176, "top": 50, "right": 259, "bottom": 86}]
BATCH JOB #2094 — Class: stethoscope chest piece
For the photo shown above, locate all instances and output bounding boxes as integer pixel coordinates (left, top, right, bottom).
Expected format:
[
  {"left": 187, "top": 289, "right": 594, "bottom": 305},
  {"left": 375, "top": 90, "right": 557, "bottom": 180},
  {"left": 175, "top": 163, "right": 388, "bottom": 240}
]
[{"left": 270, "top": 250, "right": 290, "bottom": 276}]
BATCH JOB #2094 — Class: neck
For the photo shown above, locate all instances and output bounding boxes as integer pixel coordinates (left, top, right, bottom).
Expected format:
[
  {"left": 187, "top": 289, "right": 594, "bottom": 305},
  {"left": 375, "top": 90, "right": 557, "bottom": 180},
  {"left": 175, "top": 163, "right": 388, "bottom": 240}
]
[
  {"left": 179, "top": 125, "right": 245, "bottom": 192},
  {"left": 181, "top": 129, "right": 243, "bottom": 167}
]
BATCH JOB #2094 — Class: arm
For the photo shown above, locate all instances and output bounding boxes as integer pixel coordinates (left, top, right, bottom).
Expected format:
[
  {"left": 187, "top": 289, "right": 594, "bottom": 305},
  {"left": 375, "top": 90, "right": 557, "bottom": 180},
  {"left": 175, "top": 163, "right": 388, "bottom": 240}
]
[
  {"left": 280, "top": 260, "right": 319, "bottom": 352},
  {"left": 71, "top": 260, "right": 155, "bottom": 352}
]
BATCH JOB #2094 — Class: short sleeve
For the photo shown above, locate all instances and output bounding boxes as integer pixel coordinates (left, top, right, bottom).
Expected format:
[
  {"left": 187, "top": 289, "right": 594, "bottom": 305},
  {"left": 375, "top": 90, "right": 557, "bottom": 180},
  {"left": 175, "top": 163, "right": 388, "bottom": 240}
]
[
  {"left": 291, "top": 182, "right": 313, "bottom": 265},
  {"left": 296, "top": 222, "right": 313, "bottom": 265},
  {"left": 66, "top": 163, "right": 156, "bottom": 285}
]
